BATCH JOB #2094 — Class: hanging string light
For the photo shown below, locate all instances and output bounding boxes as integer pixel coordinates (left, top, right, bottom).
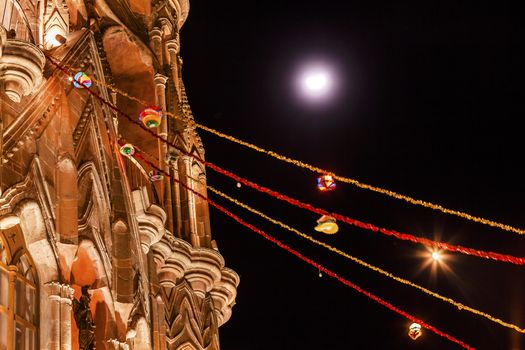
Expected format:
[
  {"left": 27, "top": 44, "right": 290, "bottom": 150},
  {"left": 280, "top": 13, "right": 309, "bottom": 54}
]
[
  {"left": 128, "top": 152, "right": 475, "bottom": 350},
  {"left": 44, "top": 56, "right": 524, "bottom": 344},
  {"left": 72, "top": 71, "right": 92, "bottom": 88},
  {"left": 132, "top": 145, "right": 525, "bottom": 336},
  {"left": 47, "top": 54, "right": 525, "bottom": 235},
  {"left": 45, "top": 55, "right": 525, "bottom": 266}
]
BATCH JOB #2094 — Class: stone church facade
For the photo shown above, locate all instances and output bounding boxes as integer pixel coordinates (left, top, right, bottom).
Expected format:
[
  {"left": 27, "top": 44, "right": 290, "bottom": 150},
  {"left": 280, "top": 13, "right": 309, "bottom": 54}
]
[{"left": 0, "top": 1, "right": 238, "bottom": 349}]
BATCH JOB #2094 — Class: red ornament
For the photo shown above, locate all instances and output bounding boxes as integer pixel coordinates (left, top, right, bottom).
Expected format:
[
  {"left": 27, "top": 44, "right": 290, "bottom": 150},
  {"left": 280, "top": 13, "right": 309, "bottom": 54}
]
[{"left": 317, "top": 174, "right": 336, "bottom": 191}]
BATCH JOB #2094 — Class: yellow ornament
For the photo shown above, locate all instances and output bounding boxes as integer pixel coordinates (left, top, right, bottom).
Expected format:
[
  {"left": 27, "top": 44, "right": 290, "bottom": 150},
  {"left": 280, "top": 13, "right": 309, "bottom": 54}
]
[{"left": 315, "top": 215, "right": 339, "bottom": 234}]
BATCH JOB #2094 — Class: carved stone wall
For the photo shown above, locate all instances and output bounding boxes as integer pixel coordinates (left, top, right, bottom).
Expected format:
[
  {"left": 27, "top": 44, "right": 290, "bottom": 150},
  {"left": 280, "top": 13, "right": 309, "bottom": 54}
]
[{"left": 1, "top": 1, "right": 238, "bottom": 349}]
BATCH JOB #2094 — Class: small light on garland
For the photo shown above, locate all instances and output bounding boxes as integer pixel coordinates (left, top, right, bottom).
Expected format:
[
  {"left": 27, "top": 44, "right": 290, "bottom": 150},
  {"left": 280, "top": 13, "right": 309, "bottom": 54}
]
[
  {"left": 317, "top": 174, "right": 336, "bottom": 191},
  {"left": 139, "top": 106, "right": 163, "bottom": 128},
  {"left": 149, "top": 170, "right": 163, "bottom": 182},
  {"left": 236, "top": 182, "right": 242, "bottom": 188},
  {"left": 119, "top": 143, "right": 135, "bottom": 156},
  {"left": 409, "top": 323, "right": 422, "bottom": 340},
  {"left": 315, "top": 215, "right": 339, "bottom": 234},
  {"left": 72, "top": 71, "right": 92, "bottom": 88}
]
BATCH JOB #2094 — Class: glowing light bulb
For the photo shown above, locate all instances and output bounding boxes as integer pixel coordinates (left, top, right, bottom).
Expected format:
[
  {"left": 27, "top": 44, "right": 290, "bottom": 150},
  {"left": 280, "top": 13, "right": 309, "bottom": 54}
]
[{"left": 431, "top": 252, "right": 441, "bottom": 261}]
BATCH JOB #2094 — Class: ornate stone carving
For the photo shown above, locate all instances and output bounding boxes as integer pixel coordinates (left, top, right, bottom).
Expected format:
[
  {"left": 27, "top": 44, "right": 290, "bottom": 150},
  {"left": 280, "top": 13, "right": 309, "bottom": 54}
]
[
  {"left": 132, "top": 186, "right": 166, "bottom": 253},
  {"left": 0, "top": 39, "right": 45, "bottom": 102},
  {"left": 151, "top": 235, "right": 239, "bottom": 326}
]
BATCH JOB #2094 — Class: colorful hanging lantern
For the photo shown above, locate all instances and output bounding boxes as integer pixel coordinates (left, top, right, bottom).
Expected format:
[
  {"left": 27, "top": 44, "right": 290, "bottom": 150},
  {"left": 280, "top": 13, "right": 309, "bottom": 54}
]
[
  {"left": 72, "top": 71, "right": 92, "bottom": 88},
  {"left": 139, "top": 106, "right": 163, "bottom": 128},
  {"left": 314, "top": 215, "right": 339, "bottom": 234},
  {"left": 119, "top": 143, "right": 135, "bottom": 157},
  {"left": 317, "top": 174, "right": 336, "bottom": 192},
  {"left": 149, "top": 170, "right": 163, "bottom": 182},
  {"left": 408, "top": 323, "right": 422, "bottom": 340}
]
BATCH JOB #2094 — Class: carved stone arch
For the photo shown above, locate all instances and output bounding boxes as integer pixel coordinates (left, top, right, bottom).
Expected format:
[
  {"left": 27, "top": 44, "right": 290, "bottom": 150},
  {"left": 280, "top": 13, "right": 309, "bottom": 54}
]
[{"left": 78, "top": 161, "right": 113, "bottom": 281}]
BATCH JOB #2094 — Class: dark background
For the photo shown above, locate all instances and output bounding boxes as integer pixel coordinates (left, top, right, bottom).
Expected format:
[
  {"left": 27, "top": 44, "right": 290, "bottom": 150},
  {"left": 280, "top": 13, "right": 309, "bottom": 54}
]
[{"left": 179, "top": 1, "right": 524, "bottom": 349}]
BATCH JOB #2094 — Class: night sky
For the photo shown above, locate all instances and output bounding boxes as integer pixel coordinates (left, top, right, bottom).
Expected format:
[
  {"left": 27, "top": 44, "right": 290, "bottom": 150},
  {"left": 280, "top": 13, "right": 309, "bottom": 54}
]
[{"left": 179, "top": 1, "right": 524, "bottom": 349}]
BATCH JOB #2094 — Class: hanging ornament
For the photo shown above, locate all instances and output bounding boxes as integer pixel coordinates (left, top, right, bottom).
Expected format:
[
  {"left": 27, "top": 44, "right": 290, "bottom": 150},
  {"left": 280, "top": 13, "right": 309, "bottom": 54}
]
[
  {"left": 408, "top": 323, "right": 422, "bottom": 340},
  {"left": 72, "top": 71, "right": 92, "bottom": 88},
  {"left": 149, "top": 170, "right": 163, "bottom": 182},
  {"left": 139, "top": 106, "right": 163, "bottom": 128},
  {"left": 119, "top": 143, "right": 135, "bottom": 157},
  {"left": 317, "top": 174, "right": 336, "bottom": 192},
  {"left": 314, "top": 215, "right": 339, "bottom": 234}
]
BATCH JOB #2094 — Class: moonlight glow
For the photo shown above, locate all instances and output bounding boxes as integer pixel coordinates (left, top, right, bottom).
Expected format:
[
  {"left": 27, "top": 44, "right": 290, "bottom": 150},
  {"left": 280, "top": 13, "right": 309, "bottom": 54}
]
[{"left": 295, "top": 61, "right": 338, "bottom": 103}]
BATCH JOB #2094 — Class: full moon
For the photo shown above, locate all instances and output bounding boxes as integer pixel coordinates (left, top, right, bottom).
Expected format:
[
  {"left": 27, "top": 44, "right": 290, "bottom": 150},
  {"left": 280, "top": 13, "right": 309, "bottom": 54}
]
[
  {"left": 304, "top": 72, "right": 329, "bottom": 92},
  {"left": 295, "top": 62, "right": 337, "bottom": 103}
]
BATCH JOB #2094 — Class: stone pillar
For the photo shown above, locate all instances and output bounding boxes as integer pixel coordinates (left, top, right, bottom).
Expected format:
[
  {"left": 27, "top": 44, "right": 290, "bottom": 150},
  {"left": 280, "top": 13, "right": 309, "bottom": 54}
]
[
  {"left": 153, "top": 73, "right": 173, "bottom": 231},
  {"left": 149, "top": 28, "right": 163, "bottom": 66},
  {"left": 7, "top": 266, "right": 17, "bottom": 350},
  {"left": 45, "top": 282, "right": 74, "bottom": 350},
  {"left": 60, "top": 284, "right": 75, "bottom": 350},
  {"left": 165, "top": 38, "right": 181, "bottom": 102},
  {"left": 46, "top": 282, "right": 63, "bottom": 350},
  {"left": 182, "top": 155, "right": 198, "bottom": 246},
  {"left": 169, "top": 157, "right": 182, "bottom": 239}
]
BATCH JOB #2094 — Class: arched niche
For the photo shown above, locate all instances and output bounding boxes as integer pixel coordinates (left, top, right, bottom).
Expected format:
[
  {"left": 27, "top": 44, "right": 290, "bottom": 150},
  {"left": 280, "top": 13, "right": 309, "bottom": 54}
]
[{"left": 78, "top": 162, "right": 113, "bottom": 282}]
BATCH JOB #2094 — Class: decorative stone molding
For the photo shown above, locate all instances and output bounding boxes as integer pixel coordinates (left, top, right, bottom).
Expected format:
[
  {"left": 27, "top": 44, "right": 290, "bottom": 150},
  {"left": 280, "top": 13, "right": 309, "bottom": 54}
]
[
  {"left": 132, "top": 187, "right": 166, "bottom": 253},
  {"left": 0, "top": 39, "right": 45, "bottom": 102},
  {"left": 151, "top": 234, "right": 239, "bottom": 326}
]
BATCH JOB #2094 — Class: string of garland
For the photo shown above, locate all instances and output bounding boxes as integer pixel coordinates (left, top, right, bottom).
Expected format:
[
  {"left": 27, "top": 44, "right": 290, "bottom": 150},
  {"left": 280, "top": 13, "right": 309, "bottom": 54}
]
[
  {"left": 130, "top": 144, "right": 525, "bottom": 335},
  {"left": 46, "top": 55, "right": 525, "bottom": 236},
  {"left": 45, "top": 55, "right": 525, "bottom": 265},
  {"left": 129, "top": 152, "right": 475, "bottom": 350}
]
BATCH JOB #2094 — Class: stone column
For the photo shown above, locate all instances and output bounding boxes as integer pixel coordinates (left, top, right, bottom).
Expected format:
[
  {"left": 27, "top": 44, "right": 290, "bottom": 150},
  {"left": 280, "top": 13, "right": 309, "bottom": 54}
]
[
  {"left": 46, "top": 282, "right": 63, "bottom": 350},
  {"left": 45, "top": 282, "right": 74, "bottom": 350},
  {"left": 149, "top": 28, "right": 163, "bottom": 66},
  {"left": 60, "top": 284, "right": 75, "bottom": 350},
  {"left": 7, "top": 266, "right": 17, "bottom": 350},
  {"left": 165, "top": 38, "right": 181, "bottom": 102},
  {"left": 153, "top": 73, "right": 173, "bottom": 231},
  {"left": 169, "top": 157, "right": 182, "bottom": 239},
  {"left": 182, "top": 155, "right": 198, "bottom": 246}
]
